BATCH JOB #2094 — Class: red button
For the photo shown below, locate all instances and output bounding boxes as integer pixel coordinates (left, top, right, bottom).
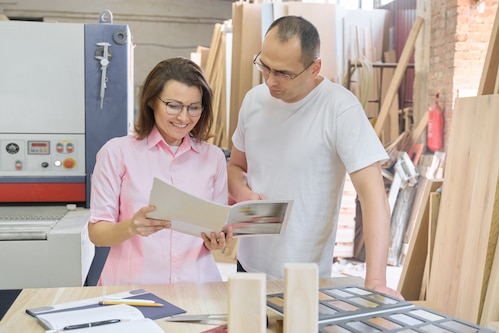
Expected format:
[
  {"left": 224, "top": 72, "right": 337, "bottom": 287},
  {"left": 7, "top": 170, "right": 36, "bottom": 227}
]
[{"left": 63, "top": 158, "right": 76, "bottom": 169}]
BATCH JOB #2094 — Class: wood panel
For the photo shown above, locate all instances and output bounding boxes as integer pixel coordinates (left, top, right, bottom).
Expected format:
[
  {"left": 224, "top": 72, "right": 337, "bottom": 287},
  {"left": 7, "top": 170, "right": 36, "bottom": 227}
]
[
  {"left": 419, "top": 191, "right": 441, "bottom": 300},
  {"left": 229, "top": 2, "right": 261, "bottom": 148},
  {"left": 426, "top": 95, "right": 499, "bottom": 323},
  {"left": 478, "top": 8, "right": 499, "bottom": 95},
  {"left": 480, "top": 224, "right": 499, "bottom": 326},
  {"left": 397, "top": 178, "right": 442, "bottom": 300}
]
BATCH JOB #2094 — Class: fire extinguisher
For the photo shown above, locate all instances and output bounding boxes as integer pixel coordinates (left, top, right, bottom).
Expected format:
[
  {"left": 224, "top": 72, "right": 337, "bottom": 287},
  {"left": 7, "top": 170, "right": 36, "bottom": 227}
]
[{"left": 427, "top": 92, "right": 443, "bottom": 152}]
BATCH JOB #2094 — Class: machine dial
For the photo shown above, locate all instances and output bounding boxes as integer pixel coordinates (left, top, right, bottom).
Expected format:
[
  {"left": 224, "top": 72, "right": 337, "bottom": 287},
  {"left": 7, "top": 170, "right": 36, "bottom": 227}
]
[{"left": 6, "top": 143, "right": 20, "bottom": 154}]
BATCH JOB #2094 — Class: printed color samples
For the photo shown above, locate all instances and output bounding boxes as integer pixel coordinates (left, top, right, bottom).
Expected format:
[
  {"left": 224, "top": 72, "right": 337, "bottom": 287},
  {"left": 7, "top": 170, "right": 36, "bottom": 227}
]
[{"left": 266, "top": 286, "right": 494, "bottom": 333}]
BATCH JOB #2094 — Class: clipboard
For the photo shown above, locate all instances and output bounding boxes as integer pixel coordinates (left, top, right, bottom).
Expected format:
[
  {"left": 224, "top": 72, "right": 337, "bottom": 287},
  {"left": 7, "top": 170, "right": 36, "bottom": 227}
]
[{"left": 26, "top": 288, "right": 185, "bottom": 320}]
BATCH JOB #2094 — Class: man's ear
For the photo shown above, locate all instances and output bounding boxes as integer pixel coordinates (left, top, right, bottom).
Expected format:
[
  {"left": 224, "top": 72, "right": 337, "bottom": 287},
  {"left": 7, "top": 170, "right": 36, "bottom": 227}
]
[{"left": 311, "top": 59, "right": 322, "bottom": 76}]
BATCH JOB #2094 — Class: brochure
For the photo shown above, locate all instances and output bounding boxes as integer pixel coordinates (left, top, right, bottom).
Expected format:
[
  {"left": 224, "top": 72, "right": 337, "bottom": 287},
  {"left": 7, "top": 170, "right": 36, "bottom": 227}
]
[{"left": 147, "top": 177, "right": 293, "bottom": 237}]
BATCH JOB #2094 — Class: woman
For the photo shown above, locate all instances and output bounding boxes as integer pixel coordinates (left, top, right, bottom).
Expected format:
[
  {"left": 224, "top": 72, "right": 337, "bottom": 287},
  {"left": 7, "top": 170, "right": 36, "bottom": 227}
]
[{"left": 88, "top": 57, "right": 231, "bottom": 285}]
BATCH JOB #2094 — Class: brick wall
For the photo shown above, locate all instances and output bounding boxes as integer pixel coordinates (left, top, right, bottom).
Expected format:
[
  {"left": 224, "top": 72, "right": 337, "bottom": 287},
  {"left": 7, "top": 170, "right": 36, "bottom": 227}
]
[{"left": 428, "top": 0, "right": 498, "bottom": 151}]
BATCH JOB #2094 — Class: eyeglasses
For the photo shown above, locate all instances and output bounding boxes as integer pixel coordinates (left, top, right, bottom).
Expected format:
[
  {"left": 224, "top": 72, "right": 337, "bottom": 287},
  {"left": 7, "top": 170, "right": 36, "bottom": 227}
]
[
  {"left": 253, "top": 51, "right": 317, "bottom": 80},
  {"left": 157, "top": 97, "right": 204, "bottom": 117}
]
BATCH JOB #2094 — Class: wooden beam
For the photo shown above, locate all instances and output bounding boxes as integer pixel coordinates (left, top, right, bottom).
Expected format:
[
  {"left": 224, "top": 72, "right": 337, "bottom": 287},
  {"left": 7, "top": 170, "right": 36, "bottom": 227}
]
[
  {"left": 478, "top": 8, "right": 499, "bottom": 95},
  {"left": 411, "top": 109, "right": 429, "bottom": 145},
  {"left": 420, "top": 191, "right": 441, "bottom": 300},
  {"left": 228, "top": 273, "right": 267, "bottom": 333},
  {"left": 284, "top": 264, "right": 318, "bottom": 333},
  {"left": 397, "top": 178, "right": 442, "bottom": 300},
  {"left": 374, "top": 16, "right": 423, "bottom": 137}
]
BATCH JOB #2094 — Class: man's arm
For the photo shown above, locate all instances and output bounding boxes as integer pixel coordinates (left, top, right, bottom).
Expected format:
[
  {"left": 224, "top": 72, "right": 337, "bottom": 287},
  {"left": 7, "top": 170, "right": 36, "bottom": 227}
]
[
  {"left": 349, "top": 162, "right": 402, "bottom": 298},
  {"left": 227, "top": 147, "right": 264, "bottom": 202}
]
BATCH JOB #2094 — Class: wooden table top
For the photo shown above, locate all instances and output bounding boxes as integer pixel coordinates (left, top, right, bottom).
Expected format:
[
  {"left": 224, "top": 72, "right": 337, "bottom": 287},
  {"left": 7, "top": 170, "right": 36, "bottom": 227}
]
[{"left": 0, "top": 276, "right": 363, "bottom": 332}]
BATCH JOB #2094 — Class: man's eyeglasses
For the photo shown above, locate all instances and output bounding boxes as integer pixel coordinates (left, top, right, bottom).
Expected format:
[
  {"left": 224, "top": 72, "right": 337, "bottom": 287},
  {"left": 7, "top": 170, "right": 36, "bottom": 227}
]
[
  {"left": 157, "top": 97, "right": 204, "bottom": 117},
  {"left": 253, "top": 51, "right": 317, "bottom": 80}
]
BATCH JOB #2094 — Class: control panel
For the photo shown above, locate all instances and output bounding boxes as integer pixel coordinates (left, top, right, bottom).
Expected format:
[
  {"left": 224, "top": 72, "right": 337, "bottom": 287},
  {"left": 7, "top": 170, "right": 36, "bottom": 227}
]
[{"left": 0, "top": 134, "right": 85, "bottom": 177}]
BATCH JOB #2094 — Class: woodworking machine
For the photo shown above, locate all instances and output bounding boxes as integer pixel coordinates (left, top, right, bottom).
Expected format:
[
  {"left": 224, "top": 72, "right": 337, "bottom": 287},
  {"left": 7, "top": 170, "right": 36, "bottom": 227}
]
[{"left": 0, "top": 12, "right": 133, "bottom": 288}]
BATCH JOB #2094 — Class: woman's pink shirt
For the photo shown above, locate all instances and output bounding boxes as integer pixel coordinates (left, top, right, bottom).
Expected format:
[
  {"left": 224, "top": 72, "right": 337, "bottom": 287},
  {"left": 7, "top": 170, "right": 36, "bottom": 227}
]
[{"left": 89, "top": 127, "right": 228, "bottom": 285}]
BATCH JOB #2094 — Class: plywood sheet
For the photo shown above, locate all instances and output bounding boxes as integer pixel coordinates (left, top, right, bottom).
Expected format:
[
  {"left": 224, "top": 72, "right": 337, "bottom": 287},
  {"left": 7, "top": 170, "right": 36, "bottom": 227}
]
[{"left": 427, "top": 95, "right": 499, "bottom": 323}]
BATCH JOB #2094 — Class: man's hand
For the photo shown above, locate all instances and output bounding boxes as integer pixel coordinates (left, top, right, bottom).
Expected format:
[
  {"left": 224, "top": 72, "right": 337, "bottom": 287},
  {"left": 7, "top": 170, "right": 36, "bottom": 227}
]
[{"left": 369, "top": 283, "right": 404, "bottom": 299}]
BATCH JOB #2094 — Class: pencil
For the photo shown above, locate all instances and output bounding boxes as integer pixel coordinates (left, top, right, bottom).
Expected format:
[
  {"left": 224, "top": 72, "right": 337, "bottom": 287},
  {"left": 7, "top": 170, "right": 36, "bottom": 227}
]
[{"left": 98, "top": 301, "right": 164, "bottom": 307}]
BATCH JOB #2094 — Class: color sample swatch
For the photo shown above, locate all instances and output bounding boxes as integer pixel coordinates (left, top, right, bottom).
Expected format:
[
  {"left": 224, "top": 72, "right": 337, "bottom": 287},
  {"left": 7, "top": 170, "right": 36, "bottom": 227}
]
[
  {"left": 319, "top": 306, "right": 493, "bottom": 332},
  {"left": 266, "top": 286, "right": 494, "bottom": 332},
  {"left": 267, "top": 285, "right": 410, "bottom": 323}
]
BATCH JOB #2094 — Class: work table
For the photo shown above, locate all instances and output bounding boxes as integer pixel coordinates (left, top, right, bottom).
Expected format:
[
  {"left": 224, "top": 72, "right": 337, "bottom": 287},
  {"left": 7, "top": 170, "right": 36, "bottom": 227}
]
[{"left": 0, "top": 276, "right": 364, "bottom": 332}]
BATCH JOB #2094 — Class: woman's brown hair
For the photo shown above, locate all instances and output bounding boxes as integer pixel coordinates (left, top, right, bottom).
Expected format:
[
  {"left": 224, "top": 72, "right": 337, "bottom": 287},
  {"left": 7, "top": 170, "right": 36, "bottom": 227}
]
[{"left": 134, "top": 57, "right": 214, "bottom": 141}]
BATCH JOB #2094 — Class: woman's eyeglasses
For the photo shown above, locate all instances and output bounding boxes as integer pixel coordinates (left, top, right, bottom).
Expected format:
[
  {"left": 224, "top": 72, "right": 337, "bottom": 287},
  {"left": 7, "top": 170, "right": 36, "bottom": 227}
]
[{"left": 157, "top": 97, "right": 203, "bottom": 117}]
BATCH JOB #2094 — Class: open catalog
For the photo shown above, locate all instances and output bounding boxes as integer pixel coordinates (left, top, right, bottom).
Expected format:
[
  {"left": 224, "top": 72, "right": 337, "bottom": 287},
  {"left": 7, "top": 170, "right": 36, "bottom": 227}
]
[{"left": 147, "top": 177, "right": 293, "bottom": 237}]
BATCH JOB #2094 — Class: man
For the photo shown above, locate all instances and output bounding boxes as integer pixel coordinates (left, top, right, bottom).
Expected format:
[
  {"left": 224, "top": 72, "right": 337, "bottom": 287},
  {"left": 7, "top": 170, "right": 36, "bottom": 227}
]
[{"left": 228, "top": 15, "right": 400, "bottom": 297}]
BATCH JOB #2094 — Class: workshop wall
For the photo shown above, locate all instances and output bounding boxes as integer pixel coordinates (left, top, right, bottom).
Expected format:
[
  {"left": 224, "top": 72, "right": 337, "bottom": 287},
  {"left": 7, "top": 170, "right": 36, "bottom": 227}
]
[
  {"left": 1, "top": 0, "right": 233, "bottom": 114},
  {"left": 427, "top": 0, "right": 498, "bottom": 151}
]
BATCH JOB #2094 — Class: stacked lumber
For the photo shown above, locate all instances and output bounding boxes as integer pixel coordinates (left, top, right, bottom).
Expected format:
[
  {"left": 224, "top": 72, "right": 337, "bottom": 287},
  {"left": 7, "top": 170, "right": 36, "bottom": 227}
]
[
  {"left": 229, "top": 1, "right": 262, "bottom": 150},
  {"left": 417, "top": 9, "right": 499, "bottom": 327},
  {"left": 192, "top": 21, "right": 231, "bottom": 149}
]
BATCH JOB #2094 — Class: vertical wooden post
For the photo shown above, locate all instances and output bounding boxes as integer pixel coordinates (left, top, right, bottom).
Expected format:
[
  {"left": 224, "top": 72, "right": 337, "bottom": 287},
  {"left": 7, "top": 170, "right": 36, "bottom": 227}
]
[
  {"left": 283, "top": 263, "right": 318, "bottom": 333},
  {"left": 228, "top": 273, "right": 266, "bottom": 333}
]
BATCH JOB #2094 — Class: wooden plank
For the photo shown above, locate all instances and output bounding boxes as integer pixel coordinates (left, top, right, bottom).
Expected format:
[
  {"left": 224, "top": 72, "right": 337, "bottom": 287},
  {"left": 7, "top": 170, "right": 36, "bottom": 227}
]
[
  {"left": 427, "top": 95, "right": 499, "bottom": 323},
  {"left": 284, "top": 263, "right": 318, "bottom": 333},
  {"left": 228, "top": 273, "right": 267, "bottom": 333},
  {"left": 374, "top": 16, "right": 423, "bottom": 137},
  {"left": 478, "top": 173, "right": 499, "bottom": 324},
  {"left": 478, "top": 9, "right": 499, "bottom": 95},
  {"left": 419, "top": 191, "right": 441, "bottom": 300},
  {"left": 411, "top": 109, "right": 429, "bottom": 144},
  {"left": 397, "top": 178, "right": 442, "bottom": 300},
  {"left": 495, "top": 65, "right": 499, "bottom": 94},
  {"left": 387, "top": 185, "right": 417, "bottom": 266},
  {"left": 205, "top": 23, "right": 223, "bottom": 83},
  {"left": 205, "top": 23, "right": 225, "bottom": 147},
  {"left": 383, "top": 50, "right": 400, "bottom": 144},
  {"left": 229, "top": 2, "right": 261, "bottom": 148},
  {"left": 480, "top": 226, "right": 499, "bottom": 326}
]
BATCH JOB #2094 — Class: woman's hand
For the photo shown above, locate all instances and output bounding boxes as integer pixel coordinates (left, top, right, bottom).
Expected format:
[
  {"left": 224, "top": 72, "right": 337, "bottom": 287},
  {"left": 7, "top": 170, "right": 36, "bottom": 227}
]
[
  {"left": 201, "top": 226, "right": 234, "bottom": 251},
  {"left": 131, "top": 205, "right": 171, "bottom": 237}
]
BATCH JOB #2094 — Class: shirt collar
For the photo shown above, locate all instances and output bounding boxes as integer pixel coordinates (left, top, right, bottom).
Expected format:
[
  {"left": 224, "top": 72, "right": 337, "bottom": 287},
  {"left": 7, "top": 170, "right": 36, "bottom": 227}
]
[{"left": 147, "top": 126, "right": 201, "bottom": 154}]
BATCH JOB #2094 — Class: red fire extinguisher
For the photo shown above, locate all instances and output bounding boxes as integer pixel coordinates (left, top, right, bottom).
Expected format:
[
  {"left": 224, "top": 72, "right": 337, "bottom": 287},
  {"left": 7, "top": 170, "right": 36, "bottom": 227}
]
[{"left": 427, "top": 92, "right": 443, "bottom": 152}]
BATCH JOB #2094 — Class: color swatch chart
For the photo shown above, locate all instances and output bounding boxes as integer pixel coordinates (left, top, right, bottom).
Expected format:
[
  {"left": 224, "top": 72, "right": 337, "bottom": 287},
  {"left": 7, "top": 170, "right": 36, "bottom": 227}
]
[{"left": 266, "top": 285, "right": 494, "bottom": 332}]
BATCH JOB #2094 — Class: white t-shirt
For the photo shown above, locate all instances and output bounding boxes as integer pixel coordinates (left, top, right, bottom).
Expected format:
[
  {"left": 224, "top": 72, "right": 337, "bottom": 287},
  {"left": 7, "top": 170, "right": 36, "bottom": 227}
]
[{"left": 232, "top": 78, "right": 388, "bottom": 279}]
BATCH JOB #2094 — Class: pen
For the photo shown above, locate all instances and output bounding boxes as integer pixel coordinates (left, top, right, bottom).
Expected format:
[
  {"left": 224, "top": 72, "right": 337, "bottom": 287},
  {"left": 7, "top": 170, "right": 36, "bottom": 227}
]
[
  {"left": 102, "top": 298, "right": 155, "bottom": 304},
  {"left": 63, "top": 319, "right": 121, "bottom": 330},
  {"left": 98, "top": 301, "right": 164, "bottom": 307}
]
